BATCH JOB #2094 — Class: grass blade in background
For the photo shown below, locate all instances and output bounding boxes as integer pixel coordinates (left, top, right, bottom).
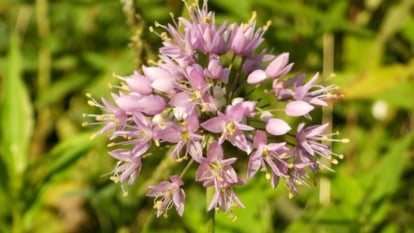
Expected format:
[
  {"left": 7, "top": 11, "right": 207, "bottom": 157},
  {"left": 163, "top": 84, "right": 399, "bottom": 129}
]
[{"left": 0, "top": 32, "right": 34, "bottom": 232}]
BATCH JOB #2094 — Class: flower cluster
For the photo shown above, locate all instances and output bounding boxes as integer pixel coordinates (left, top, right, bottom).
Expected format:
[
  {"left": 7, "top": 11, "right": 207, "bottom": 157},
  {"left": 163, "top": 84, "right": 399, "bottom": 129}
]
[{"left": 85, "top": 1, "right": 347, "bottom": 218}]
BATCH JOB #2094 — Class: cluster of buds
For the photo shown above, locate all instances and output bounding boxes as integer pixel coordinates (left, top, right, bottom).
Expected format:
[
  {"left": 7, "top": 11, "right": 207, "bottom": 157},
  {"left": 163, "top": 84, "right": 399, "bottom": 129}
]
[{"left": 84, "top": 0, "right": 347, "bottom": 218}]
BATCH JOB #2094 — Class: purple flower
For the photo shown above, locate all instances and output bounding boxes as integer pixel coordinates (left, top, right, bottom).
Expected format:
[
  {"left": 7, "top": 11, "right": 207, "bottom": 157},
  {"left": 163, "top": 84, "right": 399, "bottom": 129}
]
[
  {"left": 285, "top": 100, "right": 314, "bottom": 117},
  {"left": 273, "top": 73, "right": 336, "bottom": 108},
  {"left": 147, "top": 175, "right": 186, "bottom": 217},
  {"left": 86, "top": 0, "right": 344, "bottom": 219},
  {"left": 157, "top": 110, "right": 203, "bottom": 161},
  {"left": 85, "top": 94, "right": 128, "bottom": 135},
  {"left": 247, "top": 53, "right": 293, "bottom": 84},
  {"left": 265, "top": 118, "right": 291, "bottom": 136},
  {"left": 121, "top": 72, "right": 153, "bottom": 95},
  {"left": 142, "top": 66, "right": 177, "bottom": 93},
  {"left": 115, "top": 93, "right": 166, "bottom": 115},
  {"left": 204, "top": 55, "right": 229, "bottom": 83},
  {"left": 209, "top": 186, "right": 244, "bottom": 213},
  {"left": 196, "top": 141, "right": 244, "bottom": 211},
  {"left": 294, "top": 122, "right": 346, "bottom": 172},
  {"left": 265, "top": 53, "right": 293, "bottom": 79},
  {"left": 296, "top": 123, "right": 330, "bottom": 157},
  {"left": 180, "top": 0, "right": 229, "bottom": 55},
  {"left": 201, "top": 102, "right": 254, "bottom": 153},
  {"left": 196, "top": 141, "right": 242, "bottom": 188},
  {"left": 109, "top": 148, "right": 144, "bottom": 185},
  {"left": 228, "top": 12, "right": 267, "bottom": 57},
  {"left": 248, "top": 130, "right": 290, "bottom": 188},
  {"left": 109, "top": 112, "right": 153, "bottom": 155}
]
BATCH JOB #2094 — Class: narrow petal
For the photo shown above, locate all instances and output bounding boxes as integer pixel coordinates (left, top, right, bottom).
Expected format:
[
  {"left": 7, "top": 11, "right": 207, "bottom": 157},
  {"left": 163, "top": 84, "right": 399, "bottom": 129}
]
[
  {"left": 265, "top": 52, "right": 289, "bottom": 78},
  {"left": 207, "top": 141, "right": 224, "bottom": 161},
  {"left": 253, "top": 130, "right": 267, "bottom": 148},
  {"left": 208, "top": 189, "right": 220, "bottom": 210},
  {"left": 173, "top": 189, "right": 185, "bottom": 216},
  {"left": 247, "top": 150, "right": 262, "bottom": 178},
  {"left": 201, "top": 116, "right": 224, "bottom": 133},
  {"left": 158, "top": 126, "right": 180, "bottom": 143}
]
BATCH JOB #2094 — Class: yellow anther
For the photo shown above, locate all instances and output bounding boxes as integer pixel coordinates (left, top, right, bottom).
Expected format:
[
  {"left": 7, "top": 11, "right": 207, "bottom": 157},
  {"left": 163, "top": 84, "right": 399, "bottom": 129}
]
[
  {"left": 248, "top": 11, "right": 257, "bottom": 24},
  {"left": 338, "top": 154, "right": 344, "bottom": 159},
  {"left": 95, "top": 115, "right": 105, "bottom": 121},
  {"left": 203, "top": 16, "right": 211, "bottom": 24},
  {"left": 149, "top": 26, "right": 154, "bottom": 32},
  {"left": 85, "top": 93, "right": 92, "bottom": 98},
  {"left": 225, "top": 122, "right": 236, "bottom": 135},
  {"left": 154, "top": 200, "right": 162, "bottom": 209},
  {"left": 123, "top": 191, "right": 129, "bottom": 197},
  {"left": 263, "top": 20, "right": 272, "bottom": 30},
  {"left": 342, "top": 138, "right": 350, "bottom": 143},
  {"left": 87, "top": 100, "right": 96, "bottom": 106},
  {"left": 82, "top": 122, "right": 89, "bottom": 127},
  {"left": 229, "top": 214, "right": 237, "bottom": 222},
  {"left": 288, "top": 192, "right": 294, "bottom": 199},
  {"left": 280, "top": 153, "right": 288, "bottom": 159},
  {"left": 265, "top": 173, "right": 271, "bottom": 180},
  {"left": 107, "top": 143, "right": 116, "bottom": 147},
  {"left": 331, "top": 159, "right": 339, "bottom": 164},
  {"left": 90, "top": 133, "right": 97, "bottom": 140},
  {"left": 110, "top": 176, "right": 120, "bottom": 183},
  {"left": 181, "top": 130, "right": 191, "bottom": 142},
  {"left": 288, "top": 163, "right": 294, "bottom": 169}
]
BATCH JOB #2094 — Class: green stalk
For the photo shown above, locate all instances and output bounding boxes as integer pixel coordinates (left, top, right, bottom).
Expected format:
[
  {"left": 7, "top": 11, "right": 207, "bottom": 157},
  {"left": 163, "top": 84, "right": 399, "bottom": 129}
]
[
  {"left": 320, "top": 32, "right": 334, "bottom": 206},
  {"left": 206, "top": 187, "right": 215, "bottom": 233}
]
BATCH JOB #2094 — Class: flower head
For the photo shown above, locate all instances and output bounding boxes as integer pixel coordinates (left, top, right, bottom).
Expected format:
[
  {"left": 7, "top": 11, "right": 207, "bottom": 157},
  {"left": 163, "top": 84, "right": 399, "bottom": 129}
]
[
  {"left": 86, "top": 0, "right": 344, "bottom": 219},
  {"left": 147, "top": 175, "right": 186, "bottom": 217}
]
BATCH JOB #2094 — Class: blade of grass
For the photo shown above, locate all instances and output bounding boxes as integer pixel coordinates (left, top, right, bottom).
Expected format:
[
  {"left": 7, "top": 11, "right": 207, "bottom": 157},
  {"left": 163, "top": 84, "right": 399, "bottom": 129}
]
[{"left": 0, "top": 32, "right": 34, "bottom": 233}]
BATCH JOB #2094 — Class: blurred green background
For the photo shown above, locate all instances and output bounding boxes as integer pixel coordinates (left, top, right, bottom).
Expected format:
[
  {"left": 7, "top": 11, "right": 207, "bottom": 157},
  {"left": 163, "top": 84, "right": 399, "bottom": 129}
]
[{"left": 0, "top": 0, "right": 413, "bottom": 232}]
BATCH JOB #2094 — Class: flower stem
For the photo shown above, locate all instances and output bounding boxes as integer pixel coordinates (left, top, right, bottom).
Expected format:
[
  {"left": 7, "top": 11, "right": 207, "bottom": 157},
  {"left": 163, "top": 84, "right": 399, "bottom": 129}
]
[{"left": 206, "top": 187, "right": 215, "bottom": 233}]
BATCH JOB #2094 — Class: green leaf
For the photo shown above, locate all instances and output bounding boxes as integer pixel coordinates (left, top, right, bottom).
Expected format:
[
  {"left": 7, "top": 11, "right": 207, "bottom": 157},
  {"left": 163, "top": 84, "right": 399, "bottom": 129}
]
[
  {"left": 26, "top": 132, "right": 94, "bottom": 210},
  {"left": 35, "top": 73, "right": 89, "bottom": 108},
  {"left": 368, "top": 0, "right": 414, "bottom": 67},
  {"left": 370, "top": 132, "right": 414, "bottom": 202},
  {"left": 211, "top": 0, "right": 251, "bottom": 19},
  {"left": 43, "top": 133, "right": 94, "bottom": 180},
  {"left": 338, "top": 61, "right": 414, "bottom": 99},
  {"left": 0, "top": 32, "right": 33, "bottom": 193}
]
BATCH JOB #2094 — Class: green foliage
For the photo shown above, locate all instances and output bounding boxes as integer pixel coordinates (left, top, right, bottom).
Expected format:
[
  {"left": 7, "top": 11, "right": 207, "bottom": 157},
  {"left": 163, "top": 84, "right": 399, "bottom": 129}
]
[{"left": 0, "top": 0, "right": 413, "bottom": 232}]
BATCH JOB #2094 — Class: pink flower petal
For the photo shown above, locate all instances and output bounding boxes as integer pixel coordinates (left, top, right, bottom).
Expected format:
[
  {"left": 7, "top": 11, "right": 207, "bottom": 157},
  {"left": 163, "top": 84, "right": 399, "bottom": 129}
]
[
  {"left": 253, "top": 130, "right": 267, "bottom": 148},
  {"left": 285, "top": 100, "right": 314, "bottom": 117},
  {"left": 265, "top": 53, "right": 291, "bottom": 78},
  {"left": 265, "top": 118, "right": 291, "bottom": 135},
  {"left": 151, "top": 78, "right": 174, "bottom": 92},
  {"left": 126, "top": 74, "right": 152, "bottom": 95},
  {"left": 247, "top": 69, "right": 267, "bottom": 84},
  {"left": 200, "top": 116, "right": 225, "bottom": 133}
]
